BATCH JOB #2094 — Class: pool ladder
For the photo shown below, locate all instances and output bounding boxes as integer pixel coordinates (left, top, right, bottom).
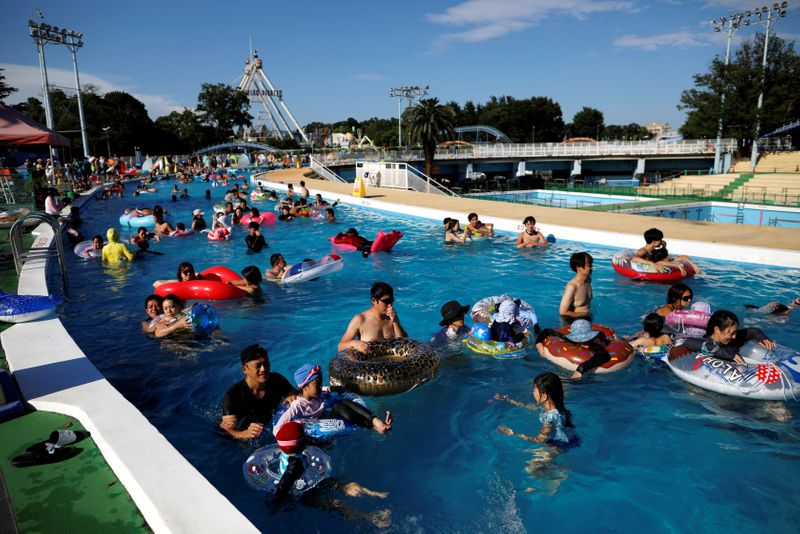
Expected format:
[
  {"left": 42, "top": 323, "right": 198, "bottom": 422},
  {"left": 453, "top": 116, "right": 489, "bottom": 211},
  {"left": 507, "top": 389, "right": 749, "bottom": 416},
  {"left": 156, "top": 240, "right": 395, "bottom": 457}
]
[
  {"left": 9, "top": 212, "right": 68, "bottom": 294},
  {"left": 735, "top": 203, "right": 745, "bottom": 224}
]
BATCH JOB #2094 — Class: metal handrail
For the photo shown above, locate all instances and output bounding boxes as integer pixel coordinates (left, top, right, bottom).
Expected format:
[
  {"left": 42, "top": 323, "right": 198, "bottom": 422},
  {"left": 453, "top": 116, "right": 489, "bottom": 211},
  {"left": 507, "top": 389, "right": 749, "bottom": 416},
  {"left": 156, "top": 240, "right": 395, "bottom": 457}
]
[
  {"left": 10, "top": 212, "right": 68, "bottom": 294},
  {"left": 309, "top": 156, "right": 347, "bottom": 183},
  {"left": 404, "top": 164, "right": 460, "bottom": 196}
]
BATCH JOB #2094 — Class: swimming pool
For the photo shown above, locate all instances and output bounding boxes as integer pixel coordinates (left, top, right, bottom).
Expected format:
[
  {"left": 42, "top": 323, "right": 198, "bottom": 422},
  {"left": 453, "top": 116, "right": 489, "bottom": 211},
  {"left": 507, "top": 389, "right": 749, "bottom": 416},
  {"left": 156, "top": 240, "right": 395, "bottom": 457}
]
[
  {"left": 60, "top": 178, "right": 800, "bottom": 532},
  {"left": 468, "top": 189, "right": 650, "bottom": 209},
  {"left": 627, "top": 201, "right": 800, "bottom": 228}
]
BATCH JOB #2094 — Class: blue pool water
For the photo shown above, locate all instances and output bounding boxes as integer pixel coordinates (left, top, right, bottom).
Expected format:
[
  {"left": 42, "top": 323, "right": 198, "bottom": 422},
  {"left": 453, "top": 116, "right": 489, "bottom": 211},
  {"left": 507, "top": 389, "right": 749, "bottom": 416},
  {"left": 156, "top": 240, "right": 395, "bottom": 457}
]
[
  {"left": 634, "top": 202, "right": 800, "bottom": 228},
  {"left": 59, "top": 178, "right": 800, "bottom": 533},
  {"left": 468, "top": 189, "right": 644, "bottom": 209}
]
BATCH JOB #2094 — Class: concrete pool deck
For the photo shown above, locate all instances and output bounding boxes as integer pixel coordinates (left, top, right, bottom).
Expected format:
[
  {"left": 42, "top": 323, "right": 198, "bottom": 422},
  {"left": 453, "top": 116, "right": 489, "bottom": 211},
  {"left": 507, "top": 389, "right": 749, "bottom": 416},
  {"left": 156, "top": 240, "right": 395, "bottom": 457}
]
[{"left": 260, "top": 168, "right": 800, "bottom": 268}]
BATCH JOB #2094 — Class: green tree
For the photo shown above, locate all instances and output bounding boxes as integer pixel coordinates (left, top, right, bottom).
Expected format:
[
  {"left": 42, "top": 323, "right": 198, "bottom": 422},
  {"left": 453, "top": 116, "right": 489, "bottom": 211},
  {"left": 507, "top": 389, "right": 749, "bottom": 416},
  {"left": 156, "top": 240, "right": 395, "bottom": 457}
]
[
  {"left": 154, "top": 109, "right": 214, "bottom": 152},
  {"left": 570, "top": 107, "right": 605, "bottom": 139},
  {"left": 403, "top": 98, "right": 456, "bottom": 177},
  {"left": 0, "top": 68, "right": 18, "bottom": 102},
  {"left": 679, "top": 33, "right": 800, "bottom": 141},
  {"left": 604, "top": 123, "right": 651, "bottom": 140},
  {"left": 196, "top": 83, "right": 252, "bottom": 142}
]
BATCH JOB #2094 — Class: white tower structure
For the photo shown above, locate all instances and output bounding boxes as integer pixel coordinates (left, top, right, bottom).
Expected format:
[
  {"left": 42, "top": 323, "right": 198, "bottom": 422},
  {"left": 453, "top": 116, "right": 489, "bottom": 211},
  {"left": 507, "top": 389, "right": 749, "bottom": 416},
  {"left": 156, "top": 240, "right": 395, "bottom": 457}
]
[{"left": 236, "top": 49, "right": 309, "bottom": 144}]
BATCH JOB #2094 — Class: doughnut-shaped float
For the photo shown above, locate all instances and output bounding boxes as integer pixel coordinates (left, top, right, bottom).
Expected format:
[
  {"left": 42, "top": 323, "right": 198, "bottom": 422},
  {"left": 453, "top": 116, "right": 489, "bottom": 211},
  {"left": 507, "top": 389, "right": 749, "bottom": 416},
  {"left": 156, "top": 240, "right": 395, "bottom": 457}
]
[
  {"left": 665, "top": 309, "right": 710, "bottom": 337},
  {"left": 612, "top": 249, "right": 695, "bottom": 282},
  {"left": 243, "top": 445, "right": 331, "bottom": 495},
  {"left": 540, "top": 324, "right": 634, "bottom": 374},
  {"left": 469, "top": 294, "right": 538, "bottom": 328},
  {"left": 272, "top": 391, "right": 369, "bottom": 438},
  {"left": 73, "top": 240, "right": 101, "bottom": 259},
  {"left": 154, "top": 266, "right": 247, "bottom": 301},
  {"left": 667, "top": 341, "right": 800, "bottom": 401},
  {"left": 207, "top": 228, "right": 230, "bottom": 241},
  {"left": 329, "top": 338, "right": 440, "bottom": 396},
  {"left": 329, "top": 230, "right": 403, "bottom": 254},
  {"left": 282, "top": 254, "right": 344, "bottom": 284},
  {"left": 0, "top": 290, "right": 62, "bottom": 323},
  {"left": 240, "top": 212, "right": 276, "bottom": 226}
]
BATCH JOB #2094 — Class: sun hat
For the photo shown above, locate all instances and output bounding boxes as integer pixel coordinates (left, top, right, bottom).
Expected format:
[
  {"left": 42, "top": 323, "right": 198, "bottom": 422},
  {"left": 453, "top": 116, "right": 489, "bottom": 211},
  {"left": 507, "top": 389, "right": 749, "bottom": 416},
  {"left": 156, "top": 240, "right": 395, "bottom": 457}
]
[
  {"left": 439, "top": 300, "right": 470, "bottom": 326},
  {"left": 691, "top": 301, "right": 711, "bottom": 314},
  {"left": 565, "top": 319, "right": 600, "bottom": 343},
  {"left": 275, "top": 421, "right": 305, "bottom": 454},
  {"left": 193, "top": 208, "right": 204, "bottom": 216},
  {"left": 240, "top": 344, "right": 268, "bottom": 365},
  {"left": 294, "top": 363, "right": 322, "bottom": 388}
]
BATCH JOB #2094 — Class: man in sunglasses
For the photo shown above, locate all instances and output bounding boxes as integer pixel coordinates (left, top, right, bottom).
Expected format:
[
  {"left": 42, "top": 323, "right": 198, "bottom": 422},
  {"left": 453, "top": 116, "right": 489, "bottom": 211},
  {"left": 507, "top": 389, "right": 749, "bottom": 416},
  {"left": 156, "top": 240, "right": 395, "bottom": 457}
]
[
  {"left": 220, "top": 344, "right": 297, "bottom": 439},
  {"left": 338, "top": 282, "right": 408, "bottom": 352}
]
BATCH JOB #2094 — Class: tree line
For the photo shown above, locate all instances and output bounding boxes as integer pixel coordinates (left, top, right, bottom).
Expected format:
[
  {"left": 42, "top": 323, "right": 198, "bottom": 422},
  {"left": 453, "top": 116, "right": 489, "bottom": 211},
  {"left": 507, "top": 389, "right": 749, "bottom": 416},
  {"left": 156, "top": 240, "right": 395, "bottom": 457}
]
[{"left": 2, "top": 31, "right": 796, "bottom": 157}]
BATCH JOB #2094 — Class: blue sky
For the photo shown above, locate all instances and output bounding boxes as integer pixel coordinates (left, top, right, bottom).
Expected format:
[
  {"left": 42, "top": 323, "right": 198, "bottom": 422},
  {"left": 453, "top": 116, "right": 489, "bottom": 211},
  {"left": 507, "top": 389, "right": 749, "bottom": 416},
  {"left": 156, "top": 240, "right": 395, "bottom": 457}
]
[{"left": 2, "top": 0, "right": 798, "bottom": 132}]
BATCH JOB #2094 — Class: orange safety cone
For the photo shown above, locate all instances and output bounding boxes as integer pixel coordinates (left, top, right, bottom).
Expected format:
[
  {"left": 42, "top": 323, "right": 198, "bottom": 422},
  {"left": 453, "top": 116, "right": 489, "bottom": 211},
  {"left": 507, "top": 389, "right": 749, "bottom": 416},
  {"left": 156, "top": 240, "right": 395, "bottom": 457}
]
[{"left": 352, "top": 175, "right": 366, "bottom": 197}]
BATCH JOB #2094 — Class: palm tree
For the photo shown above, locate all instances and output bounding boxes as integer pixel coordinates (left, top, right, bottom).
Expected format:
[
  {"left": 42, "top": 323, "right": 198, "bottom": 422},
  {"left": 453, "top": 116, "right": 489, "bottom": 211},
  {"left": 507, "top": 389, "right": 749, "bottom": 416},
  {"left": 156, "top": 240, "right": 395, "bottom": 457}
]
[{"left": 404, "top": 98, "right": 456, "bottom": 178}]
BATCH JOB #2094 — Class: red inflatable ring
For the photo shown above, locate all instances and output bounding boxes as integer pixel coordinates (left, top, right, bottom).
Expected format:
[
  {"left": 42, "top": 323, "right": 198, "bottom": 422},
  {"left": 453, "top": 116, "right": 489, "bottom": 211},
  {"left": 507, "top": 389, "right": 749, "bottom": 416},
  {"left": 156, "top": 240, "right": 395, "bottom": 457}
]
[
  {"left": 611, "top": 249, "right": 695, "bottom": 282},
  {"left": 540, "top": 324, "right": 634, "bottom": 374},
  {"left": 154, "top": 265, "right": 247, "bottom": 301}
]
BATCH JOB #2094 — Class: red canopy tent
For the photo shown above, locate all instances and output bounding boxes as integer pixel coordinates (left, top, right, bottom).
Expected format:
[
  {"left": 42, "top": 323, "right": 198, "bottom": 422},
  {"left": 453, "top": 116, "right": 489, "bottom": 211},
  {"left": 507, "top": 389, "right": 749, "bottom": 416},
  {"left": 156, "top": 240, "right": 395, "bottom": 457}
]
[{"left": 0, "top": 102, "right": 69, "bottom": 146}]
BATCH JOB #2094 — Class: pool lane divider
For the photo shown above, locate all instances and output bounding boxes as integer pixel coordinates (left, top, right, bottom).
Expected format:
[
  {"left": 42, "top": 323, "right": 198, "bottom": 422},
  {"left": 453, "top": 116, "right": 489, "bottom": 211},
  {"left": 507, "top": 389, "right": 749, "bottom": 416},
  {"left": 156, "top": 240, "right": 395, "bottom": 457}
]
[
  {"left": 254, "top": 175, "right": 800, "bottom": 269},
  {"left": 1, "top": 186, "right": 257, "bottom": 533}
]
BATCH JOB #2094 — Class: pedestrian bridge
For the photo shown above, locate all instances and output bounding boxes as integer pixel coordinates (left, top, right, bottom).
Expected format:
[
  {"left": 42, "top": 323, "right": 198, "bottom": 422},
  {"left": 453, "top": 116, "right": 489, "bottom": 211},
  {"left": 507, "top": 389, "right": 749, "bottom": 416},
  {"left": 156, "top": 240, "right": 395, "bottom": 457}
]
[{"left": 195, "top": 141, "right": 279, "bottom": 154}]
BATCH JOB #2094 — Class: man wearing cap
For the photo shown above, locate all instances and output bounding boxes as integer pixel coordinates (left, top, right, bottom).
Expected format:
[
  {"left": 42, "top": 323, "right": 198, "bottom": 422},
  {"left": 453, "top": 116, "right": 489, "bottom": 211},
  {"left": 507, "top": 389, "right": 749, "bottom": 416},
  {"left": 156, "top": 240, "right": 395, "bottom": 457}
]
[
  {"left": 338, "top": 282, "right": 407, "bottom": 352},
  {"left": 430, "top": 300, "right": 471, "bottom": 344},
  {"left": 191, "top": 208, "right": 207, "bottom": 232},
  {"left": 220, "top": 344, "right": 297, "bottom": 439}
]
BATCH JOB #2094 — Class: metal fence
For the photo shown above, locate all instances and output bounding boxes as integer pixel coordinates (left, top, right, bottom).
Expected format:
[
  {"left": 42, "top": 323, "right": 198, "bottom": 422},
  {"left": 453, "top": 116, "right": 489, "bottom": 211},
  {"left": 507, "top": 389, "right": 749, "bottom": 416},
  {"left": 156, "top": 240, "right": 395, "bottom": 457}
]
[{"left": 0, "top": 173, "right": 37, "bottom": 217}]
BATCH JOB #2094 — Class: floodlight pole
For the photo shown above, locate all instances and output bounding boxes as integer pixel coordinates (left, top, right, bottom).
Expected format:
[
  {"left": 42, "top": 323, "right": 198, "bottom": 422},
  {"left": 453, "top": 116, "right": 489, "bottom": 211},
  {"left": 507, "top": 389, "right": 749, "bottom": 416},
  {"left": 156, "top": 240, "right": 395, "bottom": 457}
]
[
  {"left": 750, "top": 3, "right": 788, "bottom": 171},
  {"left": 711, "top": 14, "right": 743, "bottom": 174},
  {"left": 389, "top": 85, "right": 429, "bottom": 149},
  {"left": 67, "top": 43, "right": 90, "bottom": 157}
]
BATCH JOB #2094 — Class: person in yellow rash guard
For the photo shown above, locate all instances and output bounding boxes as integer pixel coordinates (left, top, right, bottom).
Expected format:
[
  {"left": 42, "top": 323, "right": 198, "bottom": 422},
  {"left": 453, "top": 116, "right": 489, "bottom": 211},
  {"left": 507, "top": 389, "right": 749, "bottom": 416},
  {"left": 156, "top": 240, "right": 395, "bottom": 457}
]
[{"left": 102, "top": 227, "right": 135, "bottom": 263}]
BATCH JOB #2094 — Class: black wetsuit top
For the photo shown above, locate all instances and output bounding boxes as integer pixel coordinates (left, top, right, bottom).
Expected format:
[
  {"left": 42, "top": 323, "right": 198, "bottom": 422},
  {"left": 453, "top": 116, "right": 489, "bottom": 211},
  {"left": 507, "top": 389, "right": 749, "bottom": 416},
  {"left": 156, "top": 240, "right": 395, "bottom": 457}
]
[
  {"left": 245, "top": 234, "right": 267, "bottom": 253},
  {"left": 673, "top": 328, "right": 767, "bottom": 362},
  {"left": 222, "top": 374, "right": 294, "bottom": 430}
]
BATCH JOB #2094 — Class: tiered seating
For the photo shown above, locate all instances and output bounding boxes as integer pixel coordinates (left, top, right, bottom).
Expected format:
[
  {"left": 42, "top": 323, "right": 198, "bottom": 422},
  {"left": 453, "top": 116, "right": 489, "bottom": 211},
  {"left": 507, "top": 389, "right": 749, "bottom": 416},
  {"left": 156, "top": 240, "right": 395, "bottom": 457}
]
[
  {"left": 729, "top": 158, "right": 751, "bottom": 173},
  {"left": 753, "top": 151, "right": 800, "bottom": 173},
  {"left": 638, "top": 173, "right": 738, "bottom": 197},
  {"left": 732, "top": 173, "right": 800, "bottom": 205}
]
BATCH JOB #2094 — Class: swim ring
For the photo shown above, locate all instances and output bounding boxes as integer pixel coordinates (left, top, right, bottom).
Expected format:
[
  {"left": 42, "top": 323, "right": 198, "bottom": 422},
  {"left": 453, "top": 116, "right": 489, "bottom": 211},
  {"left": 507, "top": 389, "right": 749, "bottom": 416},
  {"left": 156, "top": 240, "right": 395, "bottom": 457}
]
[
  {"left": 665, "top": 309, "right": 710, "bottom": 337},
  {"left": 272, "top": 391, "right": 369, "bottom": 438},
  {"left": 328, "top": 230, "right": 403, "bottom": 254},
  {"left": 171, "top": 229, "right": 194, "bottom": 238},
  {"left": 73, "top": 240, "right": 101, "bottom": 259},
  {"left": 119, "top": 212, "right": 171, "bottom": 230},
  {"left": 0, "top": 291, "right": 62, "bottom": 323},
  {"left": 281, "top": 254, "right": 344, "bottom": 284},
  {"left": 469, "top": 295, "right": 538, "bottom": 328},
  {"left": 667, "top": 341, "right": 800, "bottom": 401},
  {"left": 540, "top": 324, "right": 634, "bottom": 373},
  {"left": 250, "top": 191, "right": 268, "bottom": 201},
  {"left": 463, "top": 328, "right": 536, "bottom": 359},
  {"left": 207, "top": 228, "right": 230, "bottom": 241},
  {"left": 243, "top": 445, "right": 331, "bottom": 495},
  {"left": 329, "top": 338, "right": 440, "bottom": 396},
  {"left": 154, "top": 266, "right": 247, "bottom": 301},
  {"left": 240, "top": 212, "right": 276, "bottom": 226},
  {"left": 611, "top": 249, "right": 695, "bottom": 282}
]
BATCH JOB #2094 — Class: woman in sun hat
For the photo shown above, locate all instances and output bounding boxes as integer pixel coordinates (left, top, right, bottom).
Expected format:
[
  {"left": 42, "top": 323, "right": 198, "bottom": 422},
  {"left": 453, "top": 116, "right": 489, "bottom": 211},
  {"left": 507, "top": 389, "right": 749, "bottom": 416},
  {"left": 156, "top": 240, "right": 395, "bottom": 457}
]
[
  {"left": 191, "top": 208, "right": 207, "bottom": 231},
  {"left": 430, "top": 300, "right": 471, "bottom": 343}
]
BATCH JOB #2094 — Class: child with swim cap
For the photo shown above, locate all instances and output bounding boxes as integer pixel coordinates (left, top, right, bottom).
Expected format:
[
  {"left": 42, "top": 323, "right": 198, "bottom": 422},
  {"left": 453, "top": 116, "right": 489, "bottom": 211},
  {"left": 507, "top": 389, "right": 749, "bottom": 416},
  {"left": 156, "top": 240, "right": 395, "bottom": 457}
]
[
  {"left": 274, "top": 421, "right": 310, "bottom": 499},
  {"left": 273, "top": 363, "right": 392, "bottom": 435}
]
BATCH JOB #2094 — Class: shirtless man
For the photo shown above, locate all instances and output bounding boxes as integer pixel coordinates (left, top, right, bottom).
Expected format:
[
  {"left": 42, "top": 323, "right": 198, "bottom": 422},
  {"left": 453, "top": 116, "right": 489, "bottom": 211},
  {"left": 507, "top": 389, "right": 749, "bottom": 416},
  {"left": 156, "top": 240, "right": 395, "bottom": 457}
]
[
  {"left": 467, "top": 212, "right": 494, "bottom": 237},
  {"left": 516, "top": 216, "right": 548, "bottom": 248},
  {"left": 299, "top": 180, "right": 310, "bottom": 199},
  {"left": 338, "top": 282, "right": 408, "bottom": 352},
  {"left": 265, "top": 253, "right": 288, "bottom": 281},
  {"left": 559, "top": 252, "right": 593, "bottom": 322}
]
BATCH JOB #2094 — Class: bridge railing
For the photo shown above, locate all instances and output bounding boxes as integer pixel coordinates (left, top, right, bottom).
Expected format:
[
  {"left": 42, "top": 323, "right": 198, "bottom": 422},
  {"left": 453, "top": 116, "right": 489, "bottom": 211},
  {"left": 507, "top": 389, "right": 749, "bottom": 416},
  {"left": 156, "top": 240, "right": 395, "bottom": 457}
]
[{"left": 313, "top": 139, "right": 739, "bottom": 167}]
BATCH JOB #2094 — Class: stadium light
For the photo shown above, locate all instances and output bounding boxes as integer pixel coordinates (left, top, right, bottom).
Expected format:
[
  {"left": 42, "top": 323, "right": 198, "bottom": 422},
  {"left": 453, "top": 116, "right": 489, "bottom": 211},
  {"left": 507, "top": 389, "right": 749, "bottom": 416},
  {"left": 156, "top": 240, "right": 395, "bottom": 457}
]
[{"left": 389, "top": 85, "right": 429, "bottom": 148}]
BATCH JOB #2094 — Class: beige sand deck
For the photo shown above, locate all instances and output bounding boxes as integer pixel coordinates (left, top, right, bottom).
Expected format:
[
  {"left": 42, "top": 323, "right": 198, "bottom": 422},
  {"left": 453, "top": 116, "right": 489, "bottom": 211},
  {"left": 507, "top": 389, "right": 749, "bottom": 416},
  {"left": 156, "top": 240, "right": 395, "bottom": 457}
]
[{"left": 262, "top": 168, "right": 800, "bottom": 254}]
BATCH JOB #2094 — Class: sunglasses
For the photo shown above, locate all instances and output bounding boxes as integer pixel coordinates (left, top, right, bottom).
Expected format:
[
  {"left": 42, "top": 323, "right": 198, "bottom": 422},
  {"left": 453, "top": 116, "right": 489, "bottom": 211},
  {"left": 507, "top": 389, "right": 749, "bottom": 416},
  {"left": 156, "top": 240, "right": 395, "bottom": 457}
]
[
  {"left": 681, "top": 295, "right": 693, "bottom": 301},
  {"left": 379, "top": 297, "right": 395, "bottom": 305}
]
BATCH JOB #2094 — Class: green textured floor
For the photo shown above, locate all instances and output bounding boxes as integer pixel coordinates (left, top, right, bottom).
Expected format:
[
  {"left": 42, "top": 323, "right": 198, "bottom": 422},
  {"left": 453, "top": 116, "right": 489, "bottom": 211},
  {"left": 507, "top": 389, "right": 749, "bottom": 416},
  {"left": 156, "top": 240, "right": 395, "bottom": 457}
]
[{"left": 0, "top": 411, "right": 150, "bottom": 533}]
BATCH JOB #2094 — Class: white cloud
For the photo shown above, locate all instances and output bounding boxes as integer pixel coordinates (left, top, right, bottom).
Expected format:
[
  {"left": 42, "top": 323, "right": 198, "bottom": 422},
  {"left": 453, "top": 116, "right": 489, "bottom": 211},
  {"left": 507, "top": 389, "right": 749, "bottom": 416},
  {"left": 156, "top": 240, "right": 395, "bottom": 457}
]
[
  {"left": 613, "top": 30, "right": 723, "bottom": 50},
  {"left": 425, "top": 0, "right": 633, "bottom": 52},
  {"left": 354, "top": 73, "right": 386, "bottom": 81},
  {"left": 1, "top": 63, "right": 186, "bottom": 118}
]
